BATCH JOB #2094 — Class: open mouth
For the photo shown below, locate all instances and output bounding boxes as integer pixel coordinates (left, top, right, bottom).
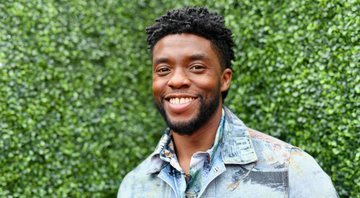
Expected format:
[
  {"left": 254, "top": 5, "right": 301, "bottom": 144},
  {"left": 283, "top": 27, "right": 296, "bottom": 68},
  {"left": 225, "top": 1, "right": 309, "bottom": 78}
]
[
  {"left": 169, "top": 97, "right": 195, "bottom": 105},
  {"left": 163, "top": 94, "right": 198, "bottom": 114}
]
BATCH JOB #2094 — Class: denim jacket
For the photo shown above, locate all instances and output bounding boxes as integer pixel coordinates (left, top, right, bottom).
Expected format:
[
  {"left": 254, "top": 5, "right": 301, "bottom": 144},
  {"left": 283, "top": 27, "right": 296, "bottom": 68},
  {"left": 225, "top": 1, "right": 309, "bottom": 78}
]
[{"left": 118, "top": 107, "right": 338, "bottom": 198}]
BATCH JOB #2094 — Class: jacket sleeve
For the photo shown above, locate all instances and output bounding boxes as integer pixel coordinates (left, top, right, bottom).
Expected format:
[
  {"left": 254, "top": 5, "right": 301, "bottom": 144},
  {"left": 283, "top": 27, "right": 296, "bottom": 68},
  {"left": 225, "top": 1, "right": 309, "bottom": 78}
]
[{"left": 288, "top": 148, "right": 338, "bottom": 198}]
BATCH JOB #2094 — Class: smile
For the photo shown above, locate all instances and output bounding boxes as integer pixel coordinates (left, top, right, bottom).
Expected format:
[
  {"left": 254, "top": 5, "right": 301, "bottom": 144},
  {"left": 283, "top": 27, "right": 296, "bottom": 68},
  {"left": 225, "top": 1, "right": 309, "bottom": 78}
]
[
  {"left": 169, "top": 97, "right": 195, "bottom": 105},
  {"left": 164, "top": 94, "right": 198, "bottom": 116},
  {"left": 163, "top": 94, "right": 198, "bottom": 114}
]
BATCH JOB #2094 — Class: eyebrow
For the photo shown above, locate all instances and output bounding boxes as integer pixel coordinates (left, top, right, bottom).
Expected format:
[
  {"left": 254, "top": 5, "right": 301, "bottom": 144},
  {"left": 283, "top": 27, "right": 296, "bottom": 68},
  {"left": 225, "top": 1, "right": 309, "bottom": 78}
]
[
  {"left": 153, "top": 53, "right": 209, "bottom": 65},
  {"left": 153, "top": 57, "right": 169, "bottom": 66},
  {"left": 188, "top": 53, "right": 209, "bottom": 61}
]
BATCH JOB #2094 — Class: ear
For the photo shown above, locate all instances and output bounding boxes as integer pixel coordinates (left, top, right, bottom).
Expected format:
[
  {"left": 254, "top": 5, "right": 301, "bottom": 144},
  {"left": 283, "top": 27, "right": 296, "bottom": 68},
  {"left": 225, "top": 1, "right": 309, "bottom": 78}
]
[{"left": 220, "top": 68, "right": 232, "bottom": 92}]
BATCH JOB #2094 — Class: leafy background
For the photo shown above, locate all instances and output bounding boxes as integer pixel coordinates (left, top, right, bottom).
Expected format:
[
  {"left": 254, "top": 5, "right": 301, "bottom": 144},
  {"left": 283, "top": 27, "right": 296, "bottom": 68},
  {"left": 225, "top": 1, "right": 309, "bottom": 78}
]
[{"left": 0, "top": 0, "right": 359, "bottom": 197}]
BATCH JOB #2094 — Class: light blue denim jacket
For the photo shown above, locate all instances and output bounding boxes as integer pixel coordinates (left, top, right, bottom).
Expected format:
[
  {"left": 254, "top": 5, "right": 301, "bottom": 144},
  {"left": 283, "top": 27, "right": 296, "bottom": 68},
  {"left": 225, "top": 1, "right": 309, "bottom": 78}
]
[{"left": 118, "top": 107, "right": 338, "bottom": 198}]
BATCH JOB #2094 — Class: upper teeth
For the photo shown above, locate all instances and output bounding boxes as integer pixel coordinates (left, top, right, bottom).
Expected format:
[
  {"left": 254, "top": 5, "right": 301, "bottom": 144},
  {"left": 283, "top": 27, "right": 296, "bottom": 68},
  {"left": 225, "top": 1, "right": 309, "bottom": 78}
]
[{"left": 169, "top": 97, "right": 194, "bottom": 104}]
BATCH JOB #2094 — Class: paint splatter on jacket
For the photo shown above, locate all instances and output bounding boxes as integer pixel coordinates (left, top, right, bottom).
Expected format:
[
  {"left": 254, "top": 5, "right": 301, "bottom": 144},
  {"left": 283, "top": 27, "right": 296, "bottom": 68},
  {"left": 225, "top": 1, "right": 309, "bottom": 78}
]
[{"left": 118, "top": 107, "right": 338, "bottom": 198}]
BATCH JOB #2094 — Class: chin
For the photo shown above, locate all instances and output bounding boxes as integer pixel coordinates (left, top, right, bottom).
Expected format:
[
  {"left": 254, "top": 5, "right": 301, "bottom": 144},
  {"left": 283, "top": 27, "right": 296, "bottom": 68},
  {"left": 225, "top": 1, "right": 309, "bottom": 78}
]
[{"left": 166, "top": 116, "right": 205, "bottom": 135}]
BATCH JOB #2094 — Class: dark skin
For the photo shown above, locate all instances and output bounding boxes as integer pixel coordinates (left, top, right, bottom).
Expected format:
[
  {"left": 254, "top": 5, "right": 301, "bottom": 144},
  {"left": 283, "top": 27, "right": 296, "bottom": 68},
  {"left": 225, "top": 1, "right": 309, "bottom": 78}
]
[{"left": 152, "top": 33, "right": 232, "bottom": 174}]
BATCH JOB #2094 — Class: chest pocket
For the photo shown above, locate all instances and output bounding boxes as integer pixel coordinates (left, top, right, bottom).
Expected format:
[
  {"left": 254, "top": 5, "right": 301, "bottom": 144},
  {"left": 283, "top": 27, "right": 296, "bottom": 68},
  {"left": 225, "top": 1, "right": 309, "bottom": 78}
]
[{"left": 201, "top": 168, "right": 288, "bottom": 198}]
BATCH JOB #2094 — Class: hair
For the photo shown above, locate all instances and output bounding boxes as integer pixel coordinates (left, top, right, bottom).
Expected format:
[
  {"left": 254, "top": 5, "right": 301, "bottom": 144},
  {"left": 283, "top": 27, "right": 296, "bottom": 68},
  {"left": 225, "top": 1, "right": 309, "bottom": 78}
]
[{"left": 146, "top": 7, "right": 235, "bottom": 100}]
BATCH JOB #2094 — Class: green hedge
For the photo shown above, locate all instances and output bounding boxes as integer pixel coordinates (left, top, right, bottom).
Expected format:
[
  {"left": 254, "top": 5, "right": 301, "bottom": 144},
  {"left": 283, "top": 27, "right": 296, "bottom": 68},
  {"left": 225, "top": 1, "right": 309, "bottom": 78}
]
[{"left": 0, "top": 0, "right": 358, "bottom": 197}]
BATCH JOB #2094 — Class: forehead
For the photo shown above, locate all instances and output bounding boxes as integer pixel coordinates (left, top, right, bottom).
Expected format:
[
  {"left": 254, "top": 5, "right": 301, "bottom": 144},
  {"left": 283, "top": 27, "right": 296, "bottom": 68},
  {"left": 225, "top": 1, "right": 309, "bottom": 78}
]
[{"left": 152, "top": 33, "right": 220, "bottom": 63}]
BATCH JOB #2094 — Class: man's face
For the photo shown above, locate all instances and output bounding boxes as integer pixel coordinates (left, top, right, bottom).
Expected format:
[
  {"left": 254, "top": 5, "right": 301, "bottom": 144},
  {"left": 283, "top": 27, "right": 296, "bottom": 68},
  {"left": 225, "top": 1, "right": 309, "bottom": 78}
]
[{"left": 152, "top": 33, "right": 232, "bottom": 135}]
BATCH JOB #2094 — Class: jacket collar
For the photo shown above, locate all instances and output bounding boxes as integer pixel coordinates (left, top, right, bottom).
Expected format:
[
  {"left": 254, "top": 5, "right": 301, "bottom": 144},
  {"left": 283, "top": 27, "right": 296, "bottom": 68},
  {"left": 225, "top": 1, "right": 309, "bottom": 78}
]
[
  {"left": 221, "top": 107, "right": 258, "bottom": 164},
  {"left": 146, "top": 130, "right": 171, "bottom": 174},
  {"left": 146, "top": 107, "right": 258, "bottom": 174}
]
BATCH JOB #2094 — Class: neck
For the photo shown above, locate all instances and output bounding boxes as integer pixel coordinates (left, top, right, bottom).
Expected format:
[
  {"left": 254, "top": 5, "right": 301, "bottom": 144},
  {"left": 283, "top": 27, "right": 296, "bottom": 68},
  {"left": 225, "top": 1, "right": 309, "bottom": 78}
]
[{"left": 172, "top": 105, "right": 223, "bottom": 174}]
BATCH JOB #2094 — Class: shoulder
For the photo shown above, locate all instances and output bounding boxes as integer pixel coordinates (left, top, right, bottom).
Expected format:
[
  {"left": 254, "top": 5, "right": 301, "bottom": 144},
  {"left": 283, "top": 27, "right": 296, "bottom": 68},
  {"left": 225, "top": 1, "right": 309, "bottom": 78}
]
[
  {"left": 247, "top": 128, "right": 338, "bottom": 197},
  {"left": 247, "top": 127, "right": 325, "bottom": 171},
  {"left": 118, "top": 155, "right": 159, "bottom": 196},
  {"left": 248, "top": 127, "right": 293, "bottom": 150},
  {"left": 287, "top": 147, "right": 338, "bottom": 197},
  {"left": 248, "top": 128, "right": 295, "bottom": 168},
  {"left": 123, "top": 158, "right": 149, "bottom": 178},
  {"left": 118, "top": 153, "right": 173, "bottom": 197}
]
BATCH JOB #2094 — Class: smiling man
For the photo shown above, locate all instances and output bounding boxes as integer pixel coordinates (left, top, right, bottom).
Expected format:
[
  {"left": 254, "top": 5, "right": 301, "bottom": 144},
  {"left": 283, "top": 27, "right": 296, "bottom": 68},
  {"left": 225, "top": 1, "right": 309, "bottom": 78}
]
[{"left": 118, "top": 7, "right": 338, "bottom": 198}]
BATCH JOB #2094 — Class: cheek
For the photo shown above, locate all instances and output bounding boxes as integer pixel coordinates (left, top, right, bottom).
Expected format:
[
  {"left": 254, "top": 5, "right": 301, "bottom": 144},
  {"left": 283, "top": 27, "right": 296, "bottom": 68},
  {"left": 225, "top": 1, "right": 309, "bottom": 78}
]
[
  {"left": 152, "top": 78, "right": 166, "bottom": 98},
  {"left": 192, "top": 76, "right": 220, "bottom": 91}
]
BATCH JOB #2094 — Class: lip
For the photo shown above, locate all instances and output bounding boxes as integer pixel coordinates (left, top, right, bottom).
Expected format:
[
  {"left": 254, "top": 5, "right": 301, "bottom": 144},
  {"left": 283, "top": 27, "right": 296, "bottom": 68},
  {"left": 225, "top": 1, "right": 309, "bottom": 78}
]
[
  {"left": 163, "top": 93, "right": 198, "bottom": 114},
  {"left": 164, "top": 93, "right": 198, "bottom": 100}
]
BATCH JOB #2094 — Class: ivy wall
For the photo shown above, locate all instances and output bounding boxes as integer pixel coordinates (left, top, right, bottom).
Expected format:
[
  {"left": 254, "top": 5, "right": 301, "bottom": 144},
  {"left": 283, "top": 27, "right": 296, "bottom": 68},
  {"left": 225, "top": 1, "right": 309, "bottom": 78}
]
[{"left": 0, "top": 0, "right": 359, "bottom": 197}]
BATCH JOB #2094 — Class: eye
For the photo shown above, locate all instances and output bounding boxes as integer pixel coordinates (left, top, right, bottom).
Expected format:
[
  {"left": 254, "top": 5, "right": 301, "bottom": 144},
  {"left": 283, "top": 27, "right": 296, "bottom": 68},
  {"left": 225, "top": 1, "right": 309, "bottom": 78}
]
[
  {"left": 189, "top": 64, "right": 206, "bottom": 73},
  {"left": 155, "top": 66, "right": 171, "bottom": 76}
]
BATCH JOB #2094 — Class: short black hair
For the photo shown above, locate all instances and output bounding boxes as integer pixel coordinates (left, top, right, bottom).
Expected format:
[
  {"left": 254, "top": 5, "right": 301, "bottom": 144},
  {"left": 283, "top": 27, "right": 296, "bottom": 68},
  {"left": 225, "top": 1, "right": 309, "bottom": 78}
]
[{"left": 146, "top": 7, "right": 235, "bottom": 100}]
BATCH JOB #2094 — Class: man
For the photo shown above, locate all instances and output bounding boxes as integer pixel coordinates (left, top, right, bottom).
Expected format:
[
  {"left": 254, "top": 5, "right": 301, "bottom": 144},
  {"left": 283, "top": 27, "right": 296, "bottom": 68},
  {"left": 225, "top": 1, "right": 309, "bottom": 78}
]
[{"left": 119, "top": 7, "right": 338, "bottom": 198}]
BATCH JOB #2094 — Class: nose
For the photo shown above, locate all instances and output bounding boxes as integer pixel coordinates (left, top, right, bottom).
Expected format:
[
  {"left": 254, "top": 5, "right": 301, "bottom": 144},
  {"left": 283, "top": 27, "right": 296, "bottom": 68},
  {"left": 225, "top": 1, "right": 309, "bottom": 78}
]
[{"left": 167, "top": 68, "right": 191, "bottom": 89}]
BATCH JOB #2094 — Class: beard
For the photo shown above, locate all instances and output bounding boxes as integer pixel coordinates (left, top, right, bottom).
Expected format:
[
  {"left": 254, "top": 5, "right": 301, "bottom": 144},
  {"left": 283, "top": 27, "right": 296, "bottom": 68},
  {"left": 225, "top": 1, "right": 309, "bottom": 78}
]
[{"left": 154, "top": 89, "right": 221, "bottom": 135}]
